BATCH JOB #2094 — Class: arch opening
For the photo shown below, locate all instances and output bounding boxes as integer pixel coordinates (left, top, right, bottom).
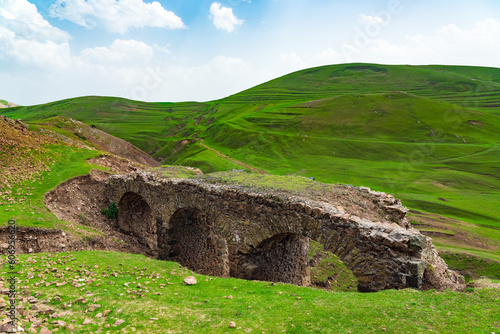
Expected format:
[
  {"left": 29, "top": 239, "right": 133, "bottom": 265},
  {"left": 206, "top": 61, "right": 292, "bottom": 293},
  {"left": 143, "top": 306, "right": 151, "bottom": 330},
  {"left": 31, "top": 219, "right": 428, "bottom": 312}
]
[
  {"left": 164, "top": 208, "right": 229, "bottom": 277},
  {"left": 117, "top": 192, "right": 158, "bottom": 255},
  {"left": 230, "top": 233, "right": 311, "bottom": 286},
  {"left": 308, "top": 240, "right": 359, "bottom": 291},
  {"left": 229, "top": 233, "right": 358, "bottom": 291}
]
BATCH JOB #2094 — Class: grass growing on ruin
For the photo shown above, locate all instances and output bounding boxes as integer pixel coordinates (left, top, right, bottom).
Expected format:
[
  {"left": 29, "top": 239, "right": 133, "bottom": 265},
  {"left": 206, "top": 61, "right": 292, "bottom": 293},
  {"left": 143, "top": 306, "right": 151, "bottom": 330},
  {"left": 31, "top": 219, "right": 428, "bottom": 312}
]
[
  {"left": 1, "top": 251, "right": 499, "bottom": 333},
  {"left": 201, "top": 170, "right": 326, "bottom": 192},
  {"left": 153, "top": 166, "right": 203, "bottom": 179},
  {"left": 308, "top": 241, "right": 358, "bottom": 291}
]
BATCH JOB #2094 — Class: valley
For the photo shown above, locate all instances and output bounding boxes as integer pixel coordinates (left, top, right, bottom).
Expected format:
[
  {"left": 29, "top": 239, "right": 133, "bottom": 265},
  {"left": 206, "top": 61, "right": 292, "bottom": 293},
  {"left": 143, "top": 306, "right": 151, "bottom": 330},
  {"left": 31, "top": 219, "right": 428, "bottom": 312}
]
[{"left": 1, "top": 63, "right": 500, "bottom": 333}]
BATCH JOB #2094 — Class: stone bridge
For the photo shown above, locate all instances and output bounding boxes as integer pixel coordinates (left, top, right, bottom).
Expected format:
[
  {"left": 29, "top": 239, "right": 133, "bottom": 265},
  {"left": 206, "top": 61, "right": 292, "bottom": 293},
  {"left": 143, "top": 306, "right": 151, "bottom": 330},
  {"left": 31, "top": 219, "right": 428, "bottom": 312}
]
[{"left": 104, "top": 172, "right": 463, "bottom": 292}]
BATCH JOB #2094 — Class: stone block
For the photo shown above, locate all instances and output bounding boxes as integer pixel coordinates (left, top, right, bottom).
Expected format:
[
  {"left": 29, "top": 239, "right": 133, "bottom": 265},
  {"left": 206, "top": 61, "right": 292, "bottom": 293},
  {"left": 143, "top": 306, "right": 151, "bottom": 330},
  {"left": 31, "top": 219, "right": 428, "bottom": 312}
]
[{"left": 407, "top": 261, "right": 425, "bottom": 276}]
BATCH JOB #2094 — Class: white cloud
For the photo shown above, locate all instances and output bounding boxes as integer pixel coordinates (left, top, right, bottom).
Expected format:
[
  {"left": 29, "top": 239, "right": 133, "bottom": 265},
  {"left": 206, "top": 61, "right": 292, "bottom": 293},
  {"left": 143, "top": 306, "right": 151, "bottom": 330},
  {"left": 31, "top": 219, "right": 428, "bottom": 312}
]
[
  {"left": 210, "top": 55, "right": 247, "bottom": 74},
  {"left": 0, "top": 0, "right": 71, "bottom": 70},
  {"left": 278, "top": 53, "right": 304, "bottom": 67},
  {"left": 209, "top": 2, "right": 243, "bottom": 33},
  {"left": 79, "top": 39, "right": 154, "bottom": 66},
  {"left": 333, "top": 18, "right": 500, "bottom": 67},
  {"left": 152, "top": 43, "right": 171, "bottom": 55},
  {"left": 0, "top": 0, "right": 70, "bottom": 41},
  {"left": 49, "top": 0, "right": 185, "bottom": 34},
  {"left": 313, "top": 48, "right": 343, "bottom": 65},
  {"left": 358, "top": 14, "right": 383, "bottom": 25}
]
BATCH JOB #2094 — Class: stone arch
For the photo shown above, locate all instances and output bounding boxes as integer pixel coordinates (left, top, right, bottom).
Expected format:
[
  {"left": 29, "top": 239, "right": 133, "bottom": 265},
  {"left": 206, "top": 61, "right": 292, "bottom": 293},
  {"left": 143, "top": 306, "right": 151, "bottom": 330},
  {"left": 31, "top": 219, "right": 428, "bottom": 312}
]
[
  {"left": 117, "top": 192, "right": 158, "bottom": 254},
  {"left": 164, "top": 207, "right": 229, "bottom": 277},
  {"left": 226, "top": 212, "right": 384, "bottom": 291},
  {"left": 104, "top": 173, "right": 464, "bottom": 292}
]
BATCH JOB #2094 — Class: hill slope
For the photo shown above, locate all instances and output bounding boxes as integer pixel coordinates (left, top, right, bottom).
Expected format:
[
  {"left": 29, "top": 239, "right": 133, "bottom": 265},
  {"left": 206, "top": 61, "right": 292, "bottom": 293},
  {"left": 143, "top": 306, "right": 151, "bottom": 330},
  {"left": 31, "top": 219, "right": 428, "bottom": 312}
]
[
  {"left": 3, "top": 63, "right": 500, "bottom": 265},
  {"left": 0, "top": 114, "right": 156, "bottom": 235},
  {"left": 0, "top": 99, "right": 18, "bottom": 108},
  {"left": 225, "top": 63, "right": 500, "bottom": 112}
]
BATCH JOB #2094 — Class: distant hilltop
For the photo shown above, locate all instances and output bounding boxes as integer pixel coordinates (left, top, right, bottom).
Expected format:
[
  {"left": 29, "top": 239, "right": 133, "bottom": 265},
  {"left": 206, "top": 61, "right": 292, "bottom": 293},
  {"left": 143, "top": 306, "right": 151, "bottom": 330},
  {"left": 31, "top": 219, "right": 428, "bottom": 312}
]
[{"left": 0, "top": 99, "right": 18, "bottom": 108}]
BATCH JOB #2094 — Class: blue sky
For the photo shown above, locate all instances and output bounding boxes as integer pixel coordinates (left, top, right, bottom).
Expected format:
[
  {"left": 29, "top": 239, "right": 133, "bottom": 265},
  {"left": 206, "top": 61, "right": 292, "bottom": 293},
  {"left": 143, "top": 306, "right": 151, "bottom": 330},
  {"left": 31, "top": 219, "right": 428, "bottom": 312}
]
[{"left": 1, "top": 0, "right": 500, "bottom": 105}]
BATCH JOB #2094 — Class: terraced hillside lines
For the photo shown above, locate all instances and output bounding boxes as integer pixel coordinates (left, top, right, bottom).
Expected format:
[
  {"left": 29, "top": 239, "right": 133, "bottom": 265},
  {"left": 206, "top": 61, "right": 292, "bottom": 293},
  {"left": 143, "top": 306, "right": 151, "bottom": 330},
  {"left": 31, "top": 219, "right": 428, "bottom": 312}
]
[
  {"left": 225, "top": 64, "right": 500, "bottom": 112},
  {"left": 199, "top": 140, "right": 265, "bottom": 174}
]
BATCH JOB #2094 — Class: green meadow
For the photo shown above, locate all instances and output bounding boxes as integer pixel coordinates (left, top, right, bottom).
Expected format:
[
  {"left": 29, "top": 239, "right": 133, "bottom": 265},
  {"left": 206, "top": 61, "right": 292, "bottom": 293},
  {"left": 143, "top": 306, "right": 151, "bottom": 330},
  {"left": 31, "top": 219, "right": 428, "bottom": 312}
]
[{"left": 1, "top": 251, "right": 499, "bottom": 333}]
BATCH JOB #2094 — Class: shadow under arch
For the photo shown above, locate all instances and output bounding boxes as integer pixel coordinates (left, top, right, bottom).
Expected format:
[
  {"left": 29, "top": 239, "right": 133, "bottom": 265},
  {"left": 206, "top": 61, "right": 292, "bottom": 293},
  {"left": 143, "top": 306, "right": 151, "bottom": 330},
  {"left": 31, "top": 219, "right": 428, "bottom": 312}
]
[
  {"left": 117, "top": 191, "right": 158, "bottom": 256},
  {"left": 163, "top": 207, "right": 229, "bottom": 277},
  {"left": 230, "top": 233, "right": 311, "bottom": 286}
]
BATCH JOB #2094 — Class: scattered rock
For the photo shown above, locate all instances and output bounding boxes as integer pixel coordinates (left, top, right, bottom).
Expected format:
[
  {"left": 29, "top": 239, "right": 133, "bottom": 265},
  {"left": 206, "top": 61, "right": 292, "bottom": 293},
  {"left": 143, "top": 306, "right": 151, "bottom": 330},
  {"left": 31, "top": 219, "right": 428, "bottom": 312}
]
[
  {"left": 114, "top": 319, "right": 125, "bottom": 326},
  {"left": 229, "top": 321, "right": 236, "bottom": 328},
  {"left": 183, "top": 276, "right": 197, "bottom": 285},
  {"left": 0, "top": 324, "right": 17, "bottom": 332}
]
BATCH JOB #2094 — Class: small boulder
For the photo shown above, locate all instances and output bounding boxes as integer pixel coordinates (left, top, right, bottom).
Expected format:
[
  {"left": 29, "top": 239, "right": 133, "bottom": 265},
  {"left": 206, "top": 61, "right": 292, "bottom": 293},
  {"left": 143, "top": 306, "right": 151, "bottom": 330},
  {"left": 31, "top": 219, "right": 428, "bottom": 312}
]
[
  {"left": 114, "top": 319, "right": 125, "bottom": 326},
  {"left": 183, "top": 276, "right": 197, "bottom": 285}
]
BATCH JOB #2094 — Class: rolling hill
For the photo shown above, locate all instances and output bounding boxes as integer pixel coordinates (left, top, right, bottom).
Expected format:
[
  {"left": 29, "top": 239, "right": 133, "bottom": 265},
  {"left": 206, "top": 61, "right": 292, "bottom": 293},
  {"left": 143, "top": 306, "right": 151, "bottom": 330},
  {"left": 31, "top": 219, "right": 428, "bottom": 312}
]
[{"left": 3, "top": 63, "right": 500, "bottom": 265}]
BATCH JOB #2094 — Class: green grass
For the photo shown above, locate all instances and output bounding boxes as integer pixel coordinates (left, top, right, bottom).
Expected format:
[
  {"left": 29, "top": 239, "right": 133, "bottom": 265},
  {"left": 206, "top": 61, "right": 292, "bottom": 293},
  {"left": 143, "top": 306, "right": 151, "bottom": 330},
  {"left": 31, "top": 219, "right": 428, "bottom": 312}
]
[
  {"left": 439, "top": 252, "right": 500, "bottom": 282},
  {"left": 2, "top": 251, "right": 499, "bottom": 333},
  {"left": 3, "top": 63, "right": 500, "bottom": 264},
  {"left": 152, "top": 166, "right": 202, "bottom": 179},
  {"left": 163, "top": 141, "right": 245, "bottom": 173},
  {"left": 0, "top": 143, "right": 106, "bottom": 236},
  {"left": 308, "top": 241, "right": 358, "bottom": 291},
  {"left": 201, "top": 170, "right": 324, "bottom": 192}
]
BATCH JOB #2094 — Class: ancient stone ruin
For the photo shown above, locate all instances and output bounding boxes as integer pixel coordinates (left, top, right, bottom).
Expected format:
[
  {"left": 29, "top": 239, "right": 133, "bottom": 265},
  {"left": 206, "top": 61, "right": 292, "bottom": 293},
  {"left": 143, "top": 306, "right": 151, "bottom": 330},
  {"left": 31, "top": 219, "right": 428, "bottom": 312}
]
[{"left": 105, "top": 172, "right": 464, "bottom": 292}]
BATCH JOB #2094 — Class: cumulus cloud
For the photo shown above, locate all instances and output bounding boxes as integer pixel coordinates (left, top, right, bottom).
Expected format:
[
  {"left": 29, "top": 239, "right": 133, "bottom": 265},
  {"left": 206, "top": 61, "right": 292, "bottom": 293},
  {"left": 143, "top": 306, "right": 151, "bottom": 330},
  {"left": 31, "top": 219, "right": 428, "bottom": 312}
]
[
  {"left": 358, "top": 14, "right": 383, "bottom": 25},
  {"left": 49, "top": 0, "right": 185, "bottom": 34},
  {"left": 0, "top": 0, "right": 71, "bottom": 70},
  {"left": 209, "top": 2, "right": 243, "bottom": 32},
  {"left": 210, "top": 55, "right": 247, "bottom": 74},
  {"left": 313, "top": 48, "right": 343, "bottom": 65},
  {"left": 278, "top": 53, "right": 304, "bottom": 68},
  {"left": 79, "top": 39, "right": 154, "bottom": 66},
  {"left": 329, "top": 18, "right": 500, "bottom": 67},
  {"left": 0, "top": 0, "right": 70, "bottom": 41}
]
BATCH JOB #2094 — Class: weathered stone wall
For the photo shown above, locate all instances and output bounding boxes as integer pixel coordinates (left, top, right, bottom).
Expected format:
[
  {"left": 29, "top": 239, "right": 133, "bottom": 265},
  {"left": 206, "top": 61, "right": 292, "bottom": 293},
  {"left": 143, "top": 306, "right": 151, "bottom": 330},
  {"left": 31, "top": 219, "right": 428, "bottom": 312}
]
[
  {"left": 104, "top": 171, "right": 464, "bottom": 292},
  {"left": 161, "top": 208, "right": 229, "bottom": 277},
  {"left": 117, "top": 192, "right": 158, "bottom": 255},
  {"left": 232, "top": 233, "right": 310, "bottom": 286}
]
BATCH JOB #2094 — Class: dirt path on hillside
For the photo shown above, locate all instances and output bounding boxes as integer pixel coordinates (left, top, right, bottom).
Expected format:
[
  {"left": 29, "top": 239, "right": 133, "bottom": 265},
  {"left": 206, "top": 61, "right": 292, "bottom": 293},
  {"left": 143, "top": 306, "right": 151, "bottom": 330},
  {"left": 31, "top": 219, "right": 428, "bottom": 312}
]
[{"left": 199, "top": 140, "right": 266, "bottom": 175}]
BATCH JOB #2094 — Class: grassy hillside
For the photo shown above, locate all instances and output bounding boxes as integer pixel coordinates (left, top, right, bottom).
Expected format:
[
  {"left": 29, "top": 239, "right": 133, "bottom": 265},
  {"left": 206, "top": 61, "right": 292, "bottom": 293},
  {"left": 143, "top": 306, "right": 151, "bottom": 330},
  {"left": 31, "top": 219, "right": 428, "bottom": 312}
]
[
  {"left": 3, "top": 63, "right": 500, "bottom": 266},
  {"left": 0, "top": 116, "right": 107, "bottom": 237},
  {"left": 2, "top": 251, "right": 499, "bottom": 333},
  {"left": 225, "top": 64, "right": 500, "bottom": 112}
]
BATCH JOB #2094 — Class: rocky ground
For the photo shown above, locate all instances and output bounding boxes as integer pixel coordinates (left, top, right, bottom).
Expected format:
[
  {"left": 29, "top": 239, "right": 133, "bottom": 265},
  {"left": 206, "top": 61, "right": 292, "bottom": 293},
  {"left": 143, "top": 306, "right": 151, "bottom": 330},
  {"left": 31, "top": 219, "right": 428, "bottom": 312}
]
[{"left": 0, "top": 252, "right": 192, "bottom": 333}]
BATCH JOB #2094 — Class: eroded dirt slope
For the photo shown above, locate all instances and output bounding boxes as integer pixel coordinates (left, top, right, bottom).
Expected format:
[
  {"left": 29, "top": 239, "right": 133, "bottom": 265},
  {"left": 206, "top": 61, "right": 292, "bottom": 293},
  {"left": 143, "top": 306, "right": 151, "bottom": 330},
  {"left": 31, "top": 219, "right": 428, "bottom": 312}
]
[{"left": 38, "top": 117, "right": 160, "bottom": 167}]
